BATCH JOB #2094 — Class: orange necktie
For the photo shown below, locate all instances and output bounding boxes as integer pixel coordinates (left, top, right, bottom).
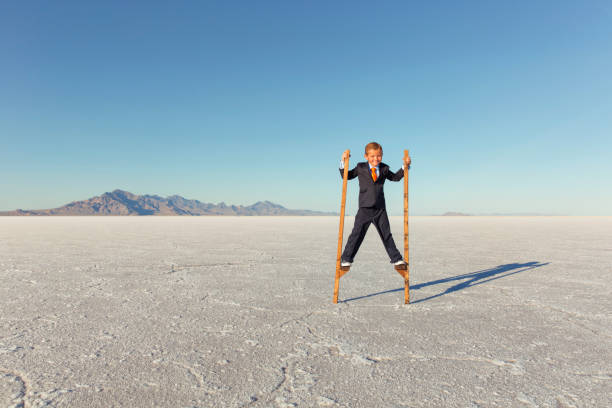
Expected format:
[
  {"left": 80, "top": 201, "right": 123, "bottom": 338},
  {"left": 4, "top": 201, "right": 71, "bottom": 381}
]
[{"left": 371, "top": 167, "right": 377, "bottom": 182}]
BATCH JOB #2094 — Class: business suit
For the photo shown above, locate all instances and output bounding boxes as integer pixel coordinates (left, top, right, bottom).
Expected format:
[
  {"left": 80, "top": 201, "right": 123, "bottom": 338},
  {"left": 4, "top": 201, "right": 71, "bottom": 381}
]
[{"left": 339, "top": 162, "right": 404, "bottom": 263}]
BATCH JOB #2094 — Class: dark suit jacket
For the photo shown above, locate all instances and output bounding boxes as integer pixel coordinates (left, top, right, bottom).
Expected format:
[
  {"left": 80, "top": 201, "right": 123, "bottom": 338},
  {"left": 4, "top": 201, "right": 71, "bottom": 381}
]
[{"left": 339, "top": 162, "right": 404, "bottom": 208}]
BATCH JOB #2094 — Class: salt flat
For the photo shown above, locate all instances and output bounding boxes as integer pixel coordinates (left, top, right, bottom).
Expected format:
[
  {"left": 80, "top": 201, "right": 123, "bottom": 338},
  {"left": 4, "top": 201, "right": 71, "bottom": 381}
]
[{"left": 1, "top": 216, "right": 611, "bottom": 408}]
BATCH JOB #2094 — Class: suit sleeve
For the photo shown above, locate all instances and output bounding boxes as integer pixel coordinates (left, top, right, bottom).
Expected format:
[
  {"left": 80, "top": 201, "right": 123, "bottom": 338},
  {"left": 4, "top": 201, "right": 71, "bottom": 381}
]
[
  {"left": 385, "top": 166, "right": 404, "bottom": 182},
  {"left": 339, "top": 166, "right": 358, "bottom": 180}
]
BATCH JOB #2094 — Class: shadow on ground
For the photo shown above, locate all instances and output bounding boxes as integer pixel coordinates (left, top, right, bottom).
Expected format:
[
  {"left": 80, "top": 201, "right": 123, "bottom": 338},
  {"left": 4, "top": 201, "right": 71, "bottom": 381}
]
[{"left": 342, "top": 261, "right": 550, "bottom": 303}]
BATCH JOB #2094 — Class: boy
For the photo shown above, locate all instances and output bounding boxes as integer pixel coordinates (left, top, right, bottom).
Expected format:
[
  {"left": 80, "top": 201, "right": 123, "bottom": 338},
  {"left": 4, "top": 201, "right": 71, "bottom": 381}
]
[{"left": 339, "top": 142, "right": 411, "bottom": 268}]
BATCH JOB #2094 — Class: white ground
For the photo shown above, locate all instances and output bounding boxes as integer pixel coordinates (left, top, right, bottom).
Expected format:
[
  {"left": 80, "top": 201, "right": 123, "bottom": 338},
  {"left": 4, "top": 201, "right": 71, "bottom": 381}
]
[{"left": 1, "top": 216, "right": 610, "bottom": 408}]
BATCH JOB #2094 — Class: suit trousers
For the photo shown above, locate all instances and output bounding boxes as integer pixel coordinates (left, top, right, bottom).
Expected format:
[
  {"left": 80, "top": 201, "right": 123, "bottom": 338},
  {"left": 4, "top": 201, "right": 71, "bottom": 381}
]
[{"left": 341, "top": 207, "right": 402, "bottom": 263}]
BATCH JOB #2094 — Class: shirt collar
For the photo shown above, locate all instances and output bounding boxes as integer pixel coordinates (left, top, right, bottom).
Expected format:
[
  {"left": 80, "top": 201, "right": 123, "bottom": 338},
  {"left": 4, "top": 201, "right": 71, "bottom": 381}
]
[{"left": 368, "top": 163, "right": 379, "bottom": 170}]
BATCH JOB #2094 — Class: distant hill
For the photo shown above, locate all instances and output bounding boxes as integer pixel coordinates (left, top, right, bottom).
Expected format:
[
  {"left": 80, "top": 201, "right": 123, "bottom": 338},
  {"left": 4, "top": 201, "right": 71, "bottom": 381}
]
[
  {"left": 0, "top": 190, "right": 337, "bottom": 216},
  {"left": 440, "top": 212, "right": 559, "bottom": 216}
]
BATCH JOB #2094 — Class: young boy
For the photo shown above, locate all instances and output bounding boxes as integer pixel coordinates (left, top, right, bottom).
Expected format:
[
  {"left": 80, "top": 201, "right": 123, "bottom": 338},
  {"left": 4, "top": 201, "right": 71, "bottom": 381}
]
[{"left": 339, "top": 142, "right": 411, "bottom": 268}]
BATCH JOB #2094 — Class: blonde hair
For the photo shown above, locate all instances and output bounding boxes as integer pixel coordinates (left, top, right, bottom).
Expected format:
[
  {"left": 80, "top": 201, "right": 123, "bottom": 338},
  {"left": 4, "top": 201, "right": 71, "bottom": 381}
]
[{"left": 365, "top": 142, "right": 382, "bottom": 154}]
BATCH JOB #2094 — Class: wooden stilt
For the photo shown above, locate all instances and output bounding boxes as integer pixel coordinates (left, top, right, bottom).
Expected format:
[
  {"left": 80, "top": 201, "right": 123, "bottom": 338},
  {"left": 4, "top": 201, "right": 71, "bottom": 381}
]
[
  {"left": 394, "top": 150, "right": 410, "bottom": 303},
  {"left": 402, "top": 149, "right": 410, "bottom": 304},
  {"left": 334, "top": 150, "right": 350, "bottom": 303}
]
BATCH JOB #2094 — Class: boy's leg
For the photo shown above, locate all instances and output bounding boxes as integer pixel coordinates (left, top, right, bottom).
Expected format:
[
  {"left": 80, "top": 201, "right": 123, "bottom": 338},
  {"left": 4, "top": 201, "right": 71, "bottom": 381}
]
[
  {"left": 341, "top": 208, "right": 372, "bottom": 262},
  {"left": 372, "top": 208, "right": 403, "bottom": 263}
]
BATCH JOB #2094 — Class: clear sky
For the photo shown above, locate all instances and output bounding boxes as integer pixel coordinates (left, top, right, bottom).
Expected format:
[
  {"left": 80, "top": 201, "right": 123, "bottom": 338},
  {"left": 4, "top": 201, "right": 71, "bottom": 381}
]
[{"left": 1, "top": 1, "right": 611, "bottom": 215}]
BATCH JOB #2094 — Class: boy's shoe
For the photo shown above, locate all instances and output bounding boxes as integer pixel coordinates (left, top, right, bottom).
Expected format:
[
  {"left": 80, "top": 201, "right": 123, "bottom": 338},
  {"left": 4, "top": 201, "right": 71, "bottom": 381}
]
[
  {"left": 393, "top": 260, "right": 407, "bottom": 270},
  {"left": 340, "top": 261, "right": 352, "bottom": 267}
]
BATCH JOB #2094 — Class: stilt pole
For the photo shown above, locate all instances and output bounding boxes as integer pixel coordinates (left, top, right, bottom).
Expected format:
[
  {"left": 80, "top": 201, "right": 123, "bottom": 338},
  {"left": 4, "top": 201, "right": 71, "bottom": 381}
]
[
  {"left": 403, "top": 149, "right": 410, "bottom": 304},
  {"left": 334, "top": 150, "right": 350, "bottom": 303}
]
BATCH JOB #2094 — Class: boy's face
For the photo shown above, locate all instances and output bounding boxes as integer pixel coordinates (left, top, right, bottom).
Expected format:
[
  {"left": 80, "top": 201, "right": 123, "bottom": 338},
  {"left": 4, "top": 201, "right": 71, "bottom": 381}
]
[{"left": 364, "top": 148, "right": 382, "bottom": 167}]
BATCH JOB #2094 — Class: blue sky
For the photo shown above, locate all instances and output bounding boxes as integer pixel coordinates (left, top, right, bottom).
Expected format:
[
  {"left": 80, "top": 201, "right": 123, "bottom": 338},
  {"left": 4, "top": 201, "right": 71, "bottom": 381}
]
[{"left": 1, "top": 1, "right": 611, "bottom": 215}]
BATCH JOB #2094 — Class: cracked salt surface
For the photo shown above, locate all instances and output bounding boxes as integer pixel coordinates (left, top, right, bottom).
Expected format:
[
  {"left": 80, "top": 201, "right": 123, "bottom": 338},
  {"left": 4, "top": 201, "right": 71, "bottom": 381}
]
[{"left": 1, "top": 216, "right": 611, "bottom": 407}]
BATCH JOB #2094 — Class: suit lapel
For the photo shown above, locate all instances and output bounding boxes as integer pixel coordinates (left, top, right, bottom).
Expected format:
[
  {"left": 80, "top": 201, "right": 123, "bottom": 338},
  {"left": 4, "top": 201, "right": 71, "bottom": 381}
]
[
  {"left": 378, "top": 165, "right": 385, "bottom": 182},
  {"left": 361, "top": 162, "right": 371, "bottom": 183}
]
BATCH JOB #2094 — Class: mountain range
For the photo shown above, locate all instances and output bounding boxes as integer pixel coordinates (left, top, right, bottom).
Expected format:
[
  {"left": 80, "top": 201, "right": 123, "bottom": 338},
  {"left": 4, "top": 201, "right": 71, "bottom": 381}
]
[{"left": 0, "top": 190, "right": 336, "bottom": 216}]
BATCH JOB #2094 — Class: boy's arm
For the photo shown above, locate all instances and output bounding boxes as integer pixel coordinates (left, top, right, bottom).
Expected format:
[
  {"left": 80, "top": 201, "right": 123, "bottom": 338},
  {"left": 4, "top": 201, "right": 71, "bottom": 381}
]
[
  {"left": 386, "top": 155, "right": 412, "bottom": 181},
  {"left": 339, "top": 153, "right": 358, "bottom": 179},
  {"left": 339, "top": 161, "right": 358, "bottom": 180},
  {"left": 386, "top": 166, "right": 404, "bottom": 182},
  {"left": 386, "top": 163, "right": 411, "bottom": 181}
]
